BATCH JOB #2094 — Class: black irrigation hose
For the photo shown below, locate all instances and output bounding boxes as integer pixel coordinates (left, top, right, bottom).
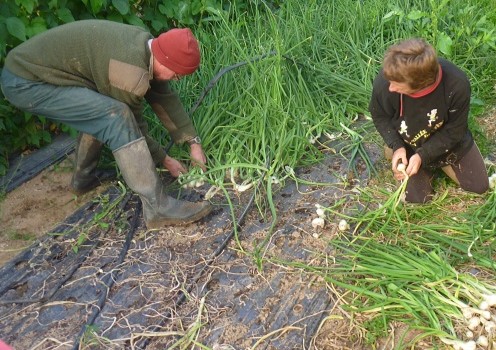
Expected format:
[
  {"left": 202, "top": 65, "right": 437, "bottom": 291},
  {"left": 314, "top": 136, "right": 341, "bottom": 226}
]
[
  {"left": 72, "top": 199, "right": 142, "bottom": 350},
  {"left": 136, "top": 54, "right": 283, "bottom": 350},
  {"left": 189, "top": 50, "right": 278, "bottom": 116},
  {"left": 135, "top": 156, "right": 271, "bottom": 350},
  {"left": 0, "top": 192, "right": 132, "bottom": 305},
  {"left": 164, "top": 50, "right": 279, "bottom": 154}
]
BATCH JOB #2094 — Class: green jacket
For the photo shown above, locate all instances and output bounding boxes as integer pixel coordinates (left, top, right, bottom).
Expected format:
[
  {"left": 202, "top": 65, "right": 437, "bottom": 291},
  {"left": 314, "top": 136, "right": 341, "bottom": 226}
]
[{"left": 5, "top": 19, "right": 197, "bottom": 164}]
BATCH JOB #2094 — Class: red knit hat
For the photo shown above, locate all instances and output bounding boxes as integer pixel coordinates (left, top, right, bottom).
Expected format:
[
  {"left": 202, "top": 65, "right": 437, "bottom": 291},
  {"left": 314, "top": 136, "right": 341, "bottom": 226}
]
[{"left": 151, "top": 28, "right": 200, "bottom": 75}]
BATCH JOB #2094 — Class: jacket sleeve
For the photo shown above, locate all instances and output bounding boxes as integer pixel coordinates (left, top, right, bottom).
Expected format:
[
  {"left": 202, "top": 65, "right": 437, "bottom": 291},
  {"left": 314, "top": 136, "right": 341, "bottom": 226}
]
[
  {"left": 145, "top": 80, "right": 197, "bottom": 143},
  {"left": 369, "top": 73, "right": 405, "bottom": 151},
  {"left": 415, "top": 78, "right": 471, "bottom": 165}
]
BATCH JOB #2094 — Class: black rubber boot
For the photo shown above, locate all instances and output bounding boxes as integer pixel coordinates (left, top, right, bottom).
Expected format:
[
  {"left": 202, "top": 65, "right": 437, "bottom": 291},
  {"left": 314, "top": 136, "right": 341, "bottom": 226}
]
[
  {"left": 71, "top": 133, "right": 116, "bottom": 195},
  {"left": 113, "top": 137, "right": 212, "bottom": 228}
]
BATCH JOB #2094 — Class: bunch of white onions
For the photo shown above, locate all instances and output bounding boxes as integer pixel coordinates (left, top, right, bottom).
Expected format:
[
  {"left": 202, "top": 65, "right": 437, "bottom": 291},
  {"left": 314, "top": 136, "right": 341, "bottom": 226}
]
[
  {"left": 178, "top": 171, "right": 206, "bottom": 189},
  {"left": 488, "top": 173, "right": 496, "bottom": 189},
  {"left": 310, "top": 204, "right": 350, "bottom": 232},
  {"left": 441, "top": 292, "right": 496, "bottom": 349},
  {"left": 311, "top": 204, "right": 326, "bottom": 229}
]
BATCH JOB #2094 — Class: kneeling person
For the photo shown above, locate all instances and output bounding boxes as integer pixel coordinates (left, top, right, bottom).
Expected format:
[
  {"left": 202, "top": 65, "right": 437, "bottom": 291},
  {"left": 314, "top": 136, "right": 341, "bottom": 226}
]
[{"left": 369, "top": 38, "right": 489, "bottom": 203}]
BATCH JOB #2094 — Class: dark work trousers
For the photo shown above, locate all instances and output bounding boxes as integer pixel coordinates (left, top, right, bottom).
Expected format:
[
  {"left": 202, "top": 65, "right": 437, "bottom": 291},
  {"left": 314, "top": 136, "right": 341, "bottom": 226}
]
[
  {"left": 1, "top": 68, "right": 142, "bottom": 151},
  {"left": 403, "top": 143, "right": 489, "bottom": 203}
]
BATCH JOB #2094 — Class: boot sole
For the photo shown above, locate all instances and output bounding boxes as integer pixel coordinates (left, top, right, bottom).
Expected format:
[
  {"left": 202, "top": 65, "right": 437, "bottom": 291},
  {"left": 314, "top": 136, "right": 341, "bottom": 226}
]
[
  {"left": 71, "top": 182, "right": 102, "bottom": 196},
  {"left": 145, "top": 204, "right": 213, "bottom": 229},
  {"left": 71, "top": 171, "right": 117, "bottom": 195}
]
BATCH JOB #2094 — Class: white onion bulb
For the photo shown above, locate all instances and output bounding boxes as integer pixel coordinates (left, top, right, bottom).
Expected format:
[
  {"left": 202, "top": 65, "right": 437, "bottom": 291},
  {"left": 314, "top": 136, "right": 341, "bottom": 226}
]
[{"left": 312, "top": 217, "right": 325, "bottom": 229}]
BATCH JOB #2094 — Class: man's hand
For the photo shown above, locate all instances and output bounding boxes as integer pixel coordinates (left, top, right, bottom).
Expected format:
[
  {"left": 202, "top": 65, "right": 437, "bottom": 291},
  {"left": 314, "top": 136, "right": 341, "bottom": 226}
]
[
  {"left": 190, "top": 143, "right": 207, "bottom": 171},
  {"left": 392, "top": 147, "right": 408, "bottom": 180},
  {"left": 163, "top": 155, "right": 187, "bottom": 178}
]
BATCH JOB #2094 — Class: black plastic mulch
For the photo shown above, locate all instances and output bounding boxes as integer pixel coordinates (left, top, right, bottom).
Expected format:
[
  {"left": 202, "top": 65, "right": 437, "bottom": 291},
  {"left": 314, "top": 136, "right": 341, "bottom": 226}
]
[
  {"left": 0, "top": 133, "right": 76, "bottom": 194},
  {"left": 0, "top": 140, "right": 381, "bottom": 350}
]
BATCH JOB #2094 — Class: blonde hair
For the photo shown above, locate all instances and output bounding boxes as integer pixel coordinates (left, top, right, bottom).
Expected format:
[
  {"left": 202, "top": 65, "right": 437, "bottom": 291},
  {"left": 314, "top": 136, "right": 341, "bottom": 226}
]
[{"left": 383, "top": 38, "right": 439, "bottom": 91}]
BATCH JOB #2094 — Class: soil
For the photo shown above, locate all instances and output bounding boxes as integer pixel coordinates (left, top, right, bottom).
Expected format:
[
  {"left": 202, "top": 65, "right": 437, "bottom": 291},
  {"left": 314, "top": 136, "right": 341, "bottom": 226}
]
[{"left": 0, "top": 155, "right": 111, "bottom": 267}]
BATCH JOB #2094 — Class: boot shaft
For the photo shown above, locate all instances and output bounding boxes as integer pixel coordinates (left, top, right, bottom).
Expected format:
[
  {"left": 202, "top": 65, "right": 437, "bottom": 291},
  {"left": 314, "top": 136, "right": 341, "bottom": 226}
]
[
  {"left": 73, "top": 133, "right": 104, "bottom": 174},
  {"left": 113, "top": 137, "right": 212, "bottom": 227},
  {"left": 72, "top": 133, "right": 109, "bottom": 194}
]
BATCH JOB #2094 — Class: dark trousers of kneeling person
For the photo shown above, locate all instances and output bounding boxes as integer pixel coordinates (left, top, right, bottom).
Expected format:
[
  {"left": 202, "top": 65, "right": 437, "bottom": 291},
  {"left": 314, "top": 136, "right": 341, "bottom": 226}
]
[{"left": 385, "top": 143, "right": 489, "bottom": 203}]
